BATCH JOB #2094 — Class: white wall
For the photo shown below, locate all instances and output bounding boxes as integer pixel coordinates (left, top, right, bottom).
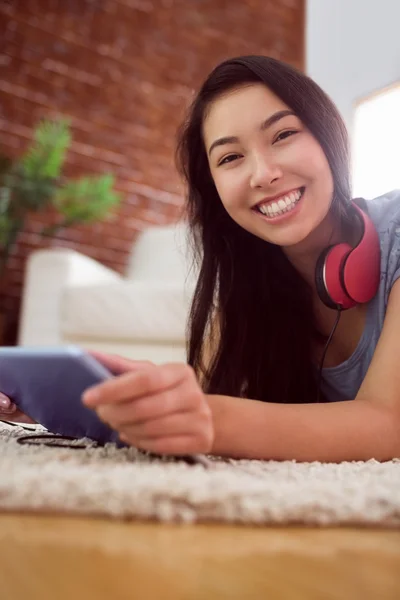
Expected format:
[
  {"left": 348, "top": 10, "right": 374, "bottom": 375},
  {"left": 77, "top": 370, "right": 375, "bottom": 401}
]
[{"left": 306, "top": 0, "right": 400, "bottom": 135}]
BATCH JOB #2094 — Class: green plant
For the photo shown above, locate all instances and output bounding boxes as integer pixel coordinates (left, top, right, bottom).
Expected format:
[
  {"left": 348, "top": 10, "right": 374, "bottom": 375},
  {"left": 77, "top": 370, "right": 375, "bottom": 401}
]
[{"left": 0, "top": 118, "right": 122, "bottom": 276}]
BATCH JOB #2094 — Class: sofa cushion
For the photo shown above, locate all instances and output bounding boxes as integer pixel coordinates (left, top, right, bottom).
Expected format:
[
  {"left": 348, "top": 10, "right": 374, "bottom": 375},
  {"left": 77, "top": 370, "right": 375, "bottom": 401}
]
[
  {"left": 125, "top": 222, "right": 197, "bottom": 283},
  {"left": 61, "top": 281, "right": 193, "bottom": 342}
]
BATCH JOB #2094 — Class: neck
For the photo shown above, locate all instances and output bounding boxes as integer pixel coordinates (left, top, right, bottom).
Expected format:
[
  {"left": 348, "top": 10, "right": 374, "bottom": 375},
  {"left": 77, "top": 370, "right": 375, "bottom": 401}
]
[{"left": 282, "top": 209, "right": 358, "bottom": 294}]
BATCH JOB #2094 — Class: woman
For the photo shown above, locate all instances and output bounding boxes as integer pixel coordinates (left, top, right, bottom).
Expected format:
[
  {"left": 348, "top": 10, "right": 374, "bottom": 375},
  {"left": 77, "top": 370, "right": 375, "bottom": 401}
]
[{"left": 2, "top": 56, "right": 400, "bottom": 462}]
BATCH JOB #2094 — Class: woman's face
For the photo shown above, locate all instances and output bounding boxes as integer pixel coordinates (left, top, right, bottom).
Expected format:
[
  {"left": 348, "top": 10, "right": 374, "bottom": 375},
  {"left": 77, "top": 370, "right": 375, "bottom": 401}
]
[{"left": 202, "top": 83, "right": 335, "bottom": 249}]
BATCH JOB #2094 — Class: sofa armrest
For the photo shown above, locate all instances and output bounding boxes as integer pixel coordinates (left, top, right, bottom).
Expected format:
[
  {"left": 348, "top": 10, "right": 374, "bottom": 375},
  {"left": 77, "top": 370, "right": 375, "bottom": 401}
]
[{"left": 18, "top": 248, "right": 122, "bottom": 346}]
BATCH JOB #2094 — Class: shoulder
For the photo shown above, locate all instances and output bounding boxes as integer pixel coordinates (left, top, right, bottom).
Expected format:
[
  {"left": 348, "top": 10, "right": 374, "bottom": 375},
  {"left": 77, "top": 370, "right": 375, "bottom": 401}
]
[
  {"left": 365, "top": 190, "right": 400, "bottom": 300},
  {"left": 365, "top": 189, "right": 400, "bottom": 233}
]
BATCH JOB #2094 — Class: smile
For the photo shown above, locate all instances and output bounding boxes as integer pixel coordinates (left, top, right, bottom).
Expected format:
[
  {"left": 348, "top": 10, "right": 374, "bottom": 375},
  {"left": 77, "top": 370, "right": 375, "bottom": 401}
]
[{"left": 253, "top": 187, "right": 305, "bottom": 220}]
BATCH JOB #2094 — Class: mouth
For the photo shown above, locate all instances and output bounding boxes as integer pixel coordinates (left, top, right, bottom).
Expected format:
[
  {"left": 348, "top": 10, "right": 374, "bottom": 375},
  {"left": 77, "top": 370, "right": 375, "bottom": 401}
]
[{"left": 252, "top": 187, "right": 305, "bottom": 220}]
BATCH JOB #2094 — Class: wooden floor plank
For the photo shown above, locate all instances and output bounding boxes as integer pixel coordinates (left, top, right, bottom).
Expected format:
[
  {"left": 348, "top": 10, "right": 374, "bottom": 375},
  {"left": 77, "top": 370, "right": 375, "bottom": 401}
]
[{"left": 1, "top": 514, "right": 399, "bottom": 600}]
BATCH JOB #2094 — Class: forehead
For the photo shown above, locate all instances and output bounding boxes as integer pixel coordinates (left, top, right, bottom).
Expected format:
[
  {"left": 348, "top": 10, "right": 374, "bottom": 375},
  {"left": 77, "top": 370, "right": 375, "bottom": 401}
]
[{"left": 202, "top": 83, "right": 290, "bottom": 143}]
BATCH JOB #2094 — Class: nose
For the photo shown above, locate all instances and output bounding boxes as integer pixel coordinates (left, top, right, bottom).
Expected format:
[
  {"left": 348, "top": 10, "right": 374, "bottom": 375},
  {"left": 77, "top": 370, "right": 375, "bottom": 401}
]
[{"left": 249, "top": 152, "right": 283, "bottom": 189}]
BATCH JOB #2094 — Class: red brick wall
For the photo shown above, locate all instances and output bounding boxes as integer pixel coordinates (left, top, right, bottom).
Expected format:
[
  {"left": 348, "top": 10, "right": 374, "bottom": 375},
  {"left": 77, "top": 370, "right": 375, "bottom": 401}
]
[{"left": 0, "top": 0, "right": 304, "bottom": 343}]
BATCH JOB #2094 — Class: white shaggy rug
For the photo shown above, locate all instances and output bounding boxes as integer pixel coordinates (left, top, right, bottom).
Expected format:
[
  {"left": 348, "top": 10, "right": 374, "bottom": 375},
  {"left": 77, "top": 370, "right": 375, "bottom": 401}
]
[{"left": 1, "top": 422, "right": 400, "bottom": 526}]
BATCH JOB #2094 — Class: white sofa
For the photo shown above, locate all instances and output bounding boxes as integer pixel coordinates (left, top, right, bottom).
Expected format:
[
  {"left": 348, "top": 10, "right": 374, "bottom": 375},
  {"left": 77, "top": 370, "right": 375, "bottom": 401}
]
[{"left": 18, "top": 222, "right": 197, "bottom": 364}]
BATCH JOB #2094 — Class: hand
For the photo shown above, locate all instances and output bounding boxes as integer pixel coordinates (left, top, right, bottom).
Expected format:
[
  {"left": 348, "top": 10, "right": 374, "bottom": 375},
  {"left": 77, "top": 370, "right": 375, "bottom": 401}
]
[
  {"left": 0, "top": 393, "right": 36, "bottom": 424},
  {"left": 83, "top": 351, "right": 214, "bottom": 456}
]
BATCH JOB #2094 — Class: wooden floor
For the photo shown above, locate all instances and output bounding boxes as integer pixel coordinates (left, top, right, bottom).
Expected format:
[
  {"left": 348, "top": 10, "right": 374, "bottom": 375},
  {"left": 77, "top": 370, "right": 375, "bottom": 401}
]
[{"left": 1, "top": 513, "right": 399, "bottom": 600}]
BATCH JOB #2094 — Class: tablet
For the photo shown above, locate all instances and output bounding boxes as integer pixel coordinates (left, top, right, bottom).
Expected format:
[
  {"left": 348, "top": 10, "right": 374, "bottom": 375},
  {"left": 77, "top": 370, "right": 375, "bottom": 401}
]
[{"left": 0, "top": 345, "right": 124, "bottom": 446}]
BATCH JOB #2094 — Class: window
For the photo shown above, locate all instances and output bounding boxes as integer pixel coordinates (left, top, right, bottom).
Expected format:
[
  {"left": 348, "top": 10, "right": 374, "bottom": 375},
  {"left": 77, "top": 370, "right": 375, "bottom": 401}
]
[{"left": 352, "top": 83, "right": 400, "bottom": 200}]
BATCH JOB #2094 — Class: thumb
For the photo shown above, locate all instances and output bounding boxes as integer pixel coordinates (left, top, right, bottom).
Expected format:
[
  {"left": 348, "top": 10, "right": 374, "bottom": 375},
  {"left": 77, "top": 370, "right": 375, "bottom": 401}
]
[{"left": 0, "top": 393, "right": 36, "bottom": 424}]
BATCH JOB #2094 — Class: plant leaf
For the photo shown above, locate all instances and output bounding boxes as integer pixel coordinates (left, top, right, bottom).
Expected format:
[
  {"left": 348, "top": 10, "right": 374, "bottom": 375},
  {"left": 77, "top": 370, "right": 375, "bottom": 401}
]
[
  {"left": 53, "top": 174, "right": 121, "bottom": 224},
  {"left": 20, "top": 118, "right": 71, "bottom": 179}
]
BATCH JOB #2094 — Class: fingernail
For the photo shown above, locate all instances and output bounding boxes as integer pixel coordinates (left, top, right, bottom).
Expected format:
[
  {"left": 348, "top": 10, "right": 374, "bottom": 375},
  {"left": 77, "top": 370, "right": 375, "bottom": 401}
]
[
  {"left": 0, "top": 397, "right": 16, "bottom": 413},
  {"left": 0, "top": 394, "right": 11, "bottom": 408}
]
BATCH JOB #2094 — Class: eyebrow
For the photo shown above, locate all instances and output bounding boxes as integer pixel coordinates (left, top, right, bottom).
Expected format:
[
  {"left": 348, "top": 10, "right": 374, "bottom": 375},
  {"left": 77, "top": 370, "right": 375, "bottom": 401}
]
[{"left": 207, "top": 109, "right": 296, "bottom": 157}]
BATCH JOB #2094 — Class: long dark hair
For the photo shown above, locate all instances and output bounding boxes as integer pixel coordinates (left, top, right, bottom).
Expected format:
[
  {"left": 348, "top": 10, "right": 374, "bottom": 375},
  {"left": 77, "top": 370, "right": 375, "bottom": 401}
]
[{"left": 176, "top": 55, "right": 352, "bottom": 403}]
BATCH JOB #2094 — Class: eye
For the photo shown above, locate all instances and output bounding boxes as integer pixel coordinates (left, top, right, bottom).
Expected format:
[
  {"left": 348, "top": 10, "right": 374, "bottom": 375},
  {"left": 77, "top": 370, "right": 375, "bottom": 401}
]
[
  {"left": 273, "top": 130, "right": 298, "bottom": 143},
  {"left": 217, "top": 153, "right": 241, "bottom": 166}
]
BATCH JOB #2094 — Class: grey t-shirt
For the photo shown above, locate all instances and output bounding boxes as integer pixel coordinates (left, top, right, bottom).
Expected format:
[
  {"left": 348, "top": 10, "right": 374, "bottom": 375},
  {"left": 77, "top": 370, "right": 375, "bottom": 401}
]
[{"left": 320, "top": 189, "right": 400, "bottom": 402}]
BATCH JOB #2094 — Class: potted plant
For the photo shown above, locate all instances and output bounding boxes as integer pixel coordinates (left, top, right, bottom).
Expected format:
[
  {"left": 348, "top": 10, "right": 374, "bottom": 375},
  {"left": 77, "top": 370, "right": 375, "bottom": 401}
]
[{"left": 0, "top": 117, "right": 122, "bottom": 343}]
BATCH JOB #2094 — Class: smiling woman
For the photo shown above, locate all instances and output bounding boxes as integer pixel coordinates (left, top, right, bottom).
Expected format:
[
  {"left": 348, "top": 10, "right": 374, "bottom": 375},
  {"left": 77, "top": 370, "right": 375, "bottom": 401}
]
[{"left": 171, "top": 55, "right": 400, "bottom": 461}]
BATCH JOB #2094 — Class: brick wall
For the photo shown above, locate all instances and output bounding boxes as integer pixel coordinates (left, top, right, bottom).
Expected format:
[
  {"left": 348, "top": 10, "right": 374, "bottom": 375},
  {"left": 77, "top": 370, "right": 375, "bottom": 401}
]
[{"left": 0, "top": 0, "right": 304, "bottom": 343}]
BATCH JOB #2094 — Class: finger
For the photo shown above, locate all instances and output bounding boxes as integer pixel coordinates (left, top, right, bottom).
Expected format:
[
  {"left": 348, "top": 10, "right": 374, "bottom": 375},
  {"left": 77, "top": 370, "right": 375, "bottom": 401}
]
[
  {"left": 0, "top": 392, "right": 14, "bottom": 411},
  {"left": 87, "top": 350, "right": 154, "bottom": 375},
  {"left": 96, "top": 380, "right": 205, "bottom": 428},
  {"left": 0, "top": 407, "right": 18, "bottom": 416},
  {"left": 0, "top": 397, "right": 17, "bottom": 415},
  {"left": 0, "top": 394, "right": 36, "bottom": 423},
  {"left": 83, "top": 363, "right": 192, "bottom": 408},
  {"left": 1, "top": 410, "right": 37, "bottom": 424}
]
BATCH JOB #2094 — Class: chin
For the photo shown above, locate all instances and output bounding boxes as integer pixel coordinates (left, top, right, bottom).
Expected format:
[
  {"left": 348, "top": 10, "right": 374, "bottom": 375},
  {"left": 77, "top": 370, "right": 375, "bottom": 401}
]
[{"left": 255, "top": 222, "right": 315, "bottom": 248}]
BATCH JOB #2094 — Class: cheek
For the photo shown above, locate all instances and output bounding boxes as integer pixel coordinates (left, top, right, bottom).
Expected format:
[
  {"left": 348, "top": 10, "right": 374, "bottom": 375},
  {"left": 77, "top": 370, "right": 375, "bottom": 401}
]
[
  {"left": 310, "top": 155, "right": 332, "bottom": 183},
  {"left": 213, "top": 172, "right": 246, "bottom": 212},
  {"left": 297, "top": 141, "right": 333, "bottom": 186},
  {"left": 313, "top": 158, "right": 334, "bottom": 200}
]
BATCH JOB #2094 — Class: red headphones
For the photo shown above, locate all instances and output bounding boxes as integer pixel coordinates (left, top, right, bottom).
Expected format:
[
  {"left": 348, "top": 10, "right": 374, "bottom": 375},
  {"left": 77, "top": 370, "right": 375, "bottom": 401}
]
[{"left": 315, "top": 201, "right": 381, "bottom": 310}]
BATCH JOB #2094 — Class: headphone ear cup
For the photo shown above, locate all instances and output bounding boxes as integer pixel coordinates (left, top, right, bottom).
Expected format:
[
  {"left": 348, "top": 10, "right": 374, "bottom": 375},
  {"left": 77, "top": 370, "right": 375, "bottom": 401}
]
[
  {"left": 315, "top": 243, "right": 356, "bottom": 309},
  {"left": 342, "top": 202, "right": 381, "bottom": 304}
]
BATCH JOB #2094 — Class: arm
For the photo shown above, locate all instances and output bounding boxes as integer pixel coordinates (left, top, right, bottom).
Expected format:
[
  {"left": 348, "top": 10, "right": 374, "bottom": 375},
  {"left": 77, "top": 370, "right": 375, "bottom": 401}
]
[
  {"left": 208, "top": 393, "right": 399, "bottom": 462},
  {"left": 81, "top": 281, "right": 400, "bottom": 461},
  {"left": 207, "top": 280, "right": 400, "bottom": 462}
]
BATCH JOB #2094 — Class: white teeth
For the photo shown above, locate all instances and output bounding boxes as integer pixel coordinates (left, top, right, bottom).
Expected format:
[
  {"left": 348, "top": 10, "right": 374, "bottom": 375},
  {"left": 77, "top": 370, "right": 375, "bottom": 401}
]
[
  {"left": 259, "top": 204, "right": 267, "bottom": 215},
  {"left": 256, "top": 188, "right": 303, "bottom": 218}
]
